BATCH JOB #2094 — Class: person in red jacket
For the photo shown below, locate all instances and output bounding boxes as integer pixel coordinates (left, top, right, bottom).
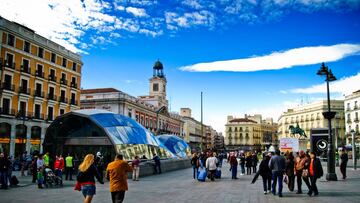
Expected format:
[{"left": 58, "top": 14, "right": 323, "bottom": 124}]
[{"left": 54, "top": 155, "right": 65, "bottom": 184}]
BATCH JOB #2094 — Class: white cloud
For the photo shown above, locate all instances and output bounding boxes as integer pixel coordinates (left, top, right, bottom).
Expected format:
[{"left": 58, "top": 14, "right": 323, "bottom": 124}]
[
  {"left": 165, "top": 11, "right": 215, "bottom": 28},
  {"left": 182, "top": 0, "right": 203, "bottom": 9},
  {"left": 139, "top": 29, "right": 163, "bottom": 37},
  {"left": 291, "top": 72, "right": 360, "bottom": 96},
  {"left": 126, "top": 7, "right": 148, "bottom": 17},
  {"left": 180, "top": 43, "right": 360, "bottom": 72}
]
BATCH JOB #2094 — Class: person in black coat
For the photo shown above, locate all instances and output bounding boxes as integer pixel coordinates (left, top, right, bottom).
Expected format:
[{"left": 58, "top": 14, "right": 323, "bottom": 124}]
[
  {"left": 252, "top": 153, "right": 258, "bottom": 173},
  {"left": 245, "top": 154, "right": 252, "bottom": 175},
  {"left": 258, "top": 153, "right": 272, "bottom": 194},
  {"left": 339, "top": 149, "right": 348, "bottom": 179},
  {"left": 308, "top": 151, "right": 323, "bottom": 196},
  {"left": 285, "top": 152, "right": 295, "bottom": 191},
  {"left": 0, "top": 153, "right": 11, "bottom": 189}
]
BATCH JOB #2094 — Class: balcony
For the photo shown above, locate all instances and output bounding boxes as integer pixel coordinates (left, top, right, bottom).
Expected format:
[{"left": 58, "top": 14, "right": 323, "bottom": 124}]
[
  {"left": 59, "top": 96, "right": 68, "bottom": 103},
  {"left": 48, "top": 75, "right": 57, "bottom": 82},
  {"left": 4, "top": 60, "right": 15, "bottom": 70},
  {"left": 70, "top": 82, "right": 78, "bottom": 89},
  {"left": 355, "top": 105, "right": 359, "bottom": 110},
  {"left": 33, "top": 90, "right": 44, "bottom": 98},
  {"left": 33, "top": 113, "right": 44, "bottom": 120},
  {"left": 0, "top": 108, "right": 15, "bottom": 116},
  {"left": 1, "top": 83, "right": 15, "bottom": 91},
  {"left": 18, "top": 86, "right": 30, "bottom": 95},
  {"left": 47, "top": 94, "right": 57, "bottom": 101},
  {"left": 347, "top": 119, "right": 352, "bottom": 123},
  {"left": 355, "top": 118, "right": 359, "bottom": 123},
  {"left": 60, "top": 78, "right": 68, "bottom": 85},
  {"left": 35, "top": 70, "right": 44, "bottom": 78},
  {"left": 20, "top": 65, "right": 31, "bottom": 74}
]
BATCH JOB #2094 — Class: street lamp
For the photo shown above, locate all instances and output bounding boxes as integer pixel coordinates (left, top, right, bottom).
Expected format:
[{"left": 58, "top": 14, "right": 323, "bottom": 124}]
[{"left": 317, "top": 62, "right": 338, "bottom": 181}]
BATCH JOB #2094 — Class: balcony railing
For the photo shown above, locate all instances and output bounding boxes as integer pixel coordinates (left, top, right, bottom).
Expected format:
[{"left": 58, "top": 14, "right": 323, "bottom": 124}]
[
  {"left": 35, "top": 70, "right": 44, "bottom": 78},
  {"left": 48, "top": 75, "right": 57, "bottom": 82},
  {"left": 47, "top": 94, "right": 57, "bottom": 101},
  {"left": 4, "top": 60, "right": 15, "bottom": 69},
  {"left": 0, "top": 108, "right": 15, "bottom": 116},
  {"left": 70, "top": 82, "right": 78, "bottom": 88},
  {"left": 18, "top": 86, "right": 30, "bottom": 95},
  {"left": 46, "top": 116, "right": 54, "bottom": 121},
  {"left": 355, "top": 118, "right": 359, "bottom": 123},
  {"left": 20, "top": 65, "right": 31, "bottom": 74},
  {"left": 33, "top": 113, "right": 45, "bottom": 120},
  {"left": 60, "top": 78, "right": 67, "bottom": 85},
  {"left": 59, "top": 97, "right": 68, "bottom": 103},
  {"left": 33, "top": 90, "right": 44, "bottom": 98},
  {"left": 1, "top": 83, "right": 15, "bottom": 91}
]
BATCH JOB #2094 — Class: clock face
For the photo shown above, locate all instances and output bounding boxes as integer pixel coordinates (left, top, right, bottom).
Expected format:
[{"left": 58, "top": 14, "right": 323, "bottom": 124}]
[{"left": 316, "top": 139, "right": 328, "bottom": 152}]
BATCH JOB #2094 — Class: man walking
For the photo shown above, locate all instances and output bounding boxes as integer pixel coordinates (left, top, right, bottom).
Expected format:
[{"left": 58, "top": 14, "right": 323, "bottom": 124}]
[
  {"left": 152, "top": 154, "right": 161, "bottom": 174},
  {"left": 340, "top": 149, "right": 348, "bottom": 179},
  {"left": 65, "top": 154, "right": 74, "bottom": 180},
  {"left": 106, "top": 154, "right": 133, "bottom": 203},
  {"left": 269, "top": 149, "right": 285, "bottom": 197}
]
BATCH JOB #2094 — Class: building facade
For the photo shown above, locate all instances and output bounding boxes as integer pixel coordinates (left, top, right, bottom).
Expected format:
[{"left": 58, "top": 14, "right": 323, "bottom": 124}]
[
  {"left": 278, "top": 100, "right": 346, "bottom": 148},
  {"left": 225, "top": 114, "right": 278, "bottom": 151},
  {"left": 214, "top": 132, "right": 225, "bottom": 151},
  {"left": 344, "top": 90, "right": 360, "bottom": 143},
  {"left": 0, "top": 17, "right": 82, "bottom": 157},
  {"left": 180, "top": 108, "right": 206, "bottom": 151},
  {"left": 80, "top": 61, "right": 183, "bottom": 137}
]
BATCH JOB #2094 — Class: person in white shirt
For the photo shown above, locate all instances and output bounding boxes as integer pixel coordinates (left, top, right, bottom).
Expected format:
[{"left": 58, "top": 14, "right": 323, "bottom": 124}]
[{"left": 206, "top": 152, "right": 218, "bottom": 181}]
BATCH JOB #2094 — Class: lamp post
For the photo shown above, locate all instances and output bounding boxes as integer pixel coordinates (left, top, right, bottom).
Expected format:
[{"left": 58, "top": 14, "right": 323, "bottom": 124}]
[
  {"left": 317, "top": 62, "right": 338, "bottom": 181},
  {"left": 351, "top": 130, "right": 357, "bottom": 170}
]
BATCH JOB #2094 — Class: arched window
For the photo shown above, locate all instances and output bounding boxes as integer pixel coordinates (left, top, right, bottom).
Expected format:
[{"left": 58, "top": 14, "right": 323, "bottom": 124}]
[
  {"left": 15, "top": 124, "right": 27, "bottom": 139},
  {"left": 0, "top": 123, "right": 11, "bottom": 138},
  {"left": 31, "top": 126, "right": 41, "bottom": 139}
]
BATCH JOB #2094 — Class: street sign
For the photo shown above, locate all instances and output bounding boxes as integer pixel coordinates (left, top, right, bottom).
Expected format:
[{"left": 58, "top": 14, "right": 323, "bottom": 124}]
[{"left": 310, "top": 128, "right": 330, "bottom": 156}]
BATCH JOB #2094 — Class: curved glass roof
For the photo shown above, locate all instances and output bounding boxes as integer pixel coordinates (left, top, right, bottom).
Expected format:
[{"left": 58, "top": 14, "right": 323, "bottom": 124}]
[{"left": 157, "top": 134, "right": 191, "bottom": 158}]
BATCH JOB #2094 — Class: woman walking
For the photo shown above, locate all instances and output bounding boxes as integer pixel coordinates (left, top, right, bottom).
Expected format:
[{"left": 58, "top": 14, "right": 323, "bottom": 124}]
[
  {"left": 132, "top": 156, "right": 140, "bottom": 181},
  {"left": 76, "top": 154, "right": 104, "bottom": 203},
  {"left": 229, "top": 154, "right": 238, "bottom": 179},
  {"left": 245, "top": 153, "right": 252, "bottom": 175},
  {"left": 285, "top": 152, "right": 295, "bottom": 191},
  {"left": 308, "top": 152, "right": 323, "bottom": 196},
  {"left": 190, "top": 153, "right": 199, "bottom": 179},
  {"left": 258, "top": 153, "right": 272, "bottom": 194}
]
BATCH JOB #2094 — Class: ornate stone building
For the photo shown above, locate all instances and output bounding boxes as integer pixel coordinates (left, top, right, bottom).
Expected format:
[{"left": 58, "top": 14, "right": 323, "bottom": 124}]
[
  {"left": 80, "top": 61, "right": 183, "bottom": 137},
  {"left": 0, "top": 17, "right": 82, "bottom": 156},
  {"left": 344, "top": 90, "right": 360, "bottom": 143}
]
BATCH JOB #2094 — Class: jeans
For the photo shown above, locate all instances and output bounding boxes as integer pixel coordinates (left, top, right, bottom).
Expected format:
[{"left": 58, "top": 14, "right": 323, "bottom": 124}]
[
  {"left": 262, "top": 176, "right": 271, "bottom": 192},
  {"left": 192, "top": 166, "right": 198, "bottom": 179},
  {"left": 133, "top": 166, "right": 140, "bottom": 180},
  {"left": 65, "top": 167, "right": 73, "bottom": 180},
  {"left": 231, "top": 165, "right": 237, "bottom": 179},
  {"left": 340, "top": 163, "right": 347, "bottom": 179},
  {"left": 296, "top": 170, "right": 311, "bottom": 192},
  {"left": 272, "top": 171, "right": 283, "bottom": 195},
  {"left": 246, "top": 167, "right": 252, "bottom": 175},
  {"left": 309, "top": 176, "right": 318, "bottom": 195},
  {"left": 0, "top": 171, "right": 8, "bottom": 189},
  {"left": 111, "top": 191, "right": 125, "bottom": 203},
  {"left": 253, "top": 165, "right": 257, "bottom": 173},
  {"left": 240, "top": 165, "right": 245, "bottom": 174}
]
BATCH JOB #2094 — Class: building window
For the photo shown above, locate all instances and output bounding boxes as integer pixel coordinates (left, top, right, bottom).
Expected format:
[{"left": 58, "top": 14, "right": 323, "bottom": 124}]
[
  {"left": 62, "top": 58, "right": 67, "bottom": 67},
  {"left": 72, "top": 62, "right": 77, "bottom": 71},
  {"left": 51, "top": 53, "right": 56, "bottom": 63},
  {"left": 34, "top": 104, "right": 41, "bottom": 119},
  {"left": 355, "top": 101, "right": 358, "bottom": 109},
  {"left": 7, "top": 34, "right": 15, "bottom": 46},
  {"left": 135, "top": 114, "right": 139, "bottom": 122},
  {"left": 47, "top": 106, "right": 53, "bottom": 121},
  {"left": 19, "top": 101, "right": 27, "bottom": 116},
  {"left": 38, "top": 47, "right": 44, "bottom": 58},
  {"left": 6, "top": 53, "right": 14, "bottom": 66},
  {"left": 1, "top": 98, "right": 11, "bottom": 115},
  {"left": 24, "top": 41, "right": 30, "bottom": 53},
  {"left": 60, "top": 109, "right": 65, "bottom": 115},
  {"left": 71, "top": 93, "right": 76, "bottom": 105},
  {"left": 153, "top": 83, "right": 159, "bottom": 92}
]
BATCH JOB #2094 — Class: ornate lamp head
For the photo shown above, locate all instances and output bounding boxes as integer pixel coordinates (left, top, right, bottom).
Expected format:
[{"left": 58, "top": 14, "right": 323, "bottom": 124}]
[{"left": 317, "top": 62, "right": 328, "bottom": 76}]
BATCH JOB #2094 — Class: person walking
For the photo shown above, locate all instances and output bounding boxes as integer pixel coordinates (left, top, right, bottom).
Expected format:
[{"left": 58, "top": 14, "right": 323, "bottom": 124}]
[
  {"left": 65, "top": 153, "right": 74, "bottom": 180},
  {"left": 340, "top": 149, "right": 348, "bottom": 179},
  {"left": 206, "top": 152, "right": 218, "bottom": 181},
  {"left": 190, "top": 153, "right": 199, "bottom": 179},
  {"left": 20, "top": 151, "right": 27, "bottom": 176},
  {"left": 269, "top": 149, "right": 286, "bottom": 197},
  {"left": 229, "top": 154, "right": 238, "bottom": 179},
  {"left": 258, "top": 153, "right": 272, "bottom": 194},
  {"left": 31, "top": 154, "right": 38, "bottom": 183},
  {"left": 131, "top": 156, "right": 140, "bottom": 181},
  {"left": 0, "top": 153, "right": 10, "bottom": 189},
  {"left": 152, "top": 154, "right": 161, "bottom": 174},
  {"left": 239, "top": 153, "right": 246, "bottom": 175},
  {"left": 252, "top": 153, "right": 258, "bottom": 173},
  {"left": 76, "top": 154, "right": 104, "bottom": 203},
  {"left": 285, "top": 152, "right": 295, "bottom": 192},
  {"left": 7, "top": 156, "right": 13, "bottom": 187},
  {"left": 95, "top": 152, "right": 104, "bottom": 181},
  {"left": 294, "top": 150, "right": 311, "bottom": 194},
  {"left": 308, "top": 151, "right": 323, "bottom": 196},
  {"left": 106, "top": 154, "right": 133, "bottom": 203},
  {"left": 246, "top": 153, "right": 252, "bottom": 175}
]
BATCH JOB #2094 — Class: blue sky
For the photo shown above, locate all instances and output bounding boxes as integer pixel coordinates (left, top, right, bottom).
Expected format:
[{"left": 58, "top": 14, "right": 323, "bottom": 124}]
[{"left": 1, "top": 0, "right": 360, "bottom": 132}]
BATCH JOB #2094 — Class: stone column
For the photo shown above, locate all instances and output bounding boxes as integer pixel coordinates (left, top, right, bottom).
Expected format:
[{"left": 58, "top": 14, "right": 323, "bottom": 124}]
[{"left": 9, "top": 122, "right": 16, "bottom": 158}]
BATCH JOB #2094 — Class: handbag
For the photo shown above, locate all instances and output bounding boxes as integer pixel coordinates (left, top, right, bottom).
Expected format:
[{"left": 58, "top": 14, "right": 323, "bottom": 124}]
[
  {"left": 302, "top": 169, "right": 309, "bottom": 178},
  {"left": 283, "top": 175, "right": 289, "bottom": 184},
  {"left": 74, "top": 181, "right": 81, "bottom": 191}
]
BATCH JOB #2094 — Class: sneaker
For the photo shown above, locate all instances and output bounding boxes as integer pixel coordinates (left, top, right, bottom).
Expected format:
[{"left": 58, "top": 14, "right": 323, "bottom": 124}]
[
  {"left": 279, "top": 194, "right": 283, "bottom": 198},
  {"left": 264, "top": 191, "right": 267, "bottom": 194}
]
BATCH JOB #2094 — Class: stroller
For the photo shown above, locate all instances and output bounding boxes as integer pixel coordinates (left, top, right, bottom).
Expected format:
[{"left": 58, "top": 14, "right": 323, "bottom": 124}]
[{"left": 44, "top": 168, "right": 63, "bottom": 187}]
